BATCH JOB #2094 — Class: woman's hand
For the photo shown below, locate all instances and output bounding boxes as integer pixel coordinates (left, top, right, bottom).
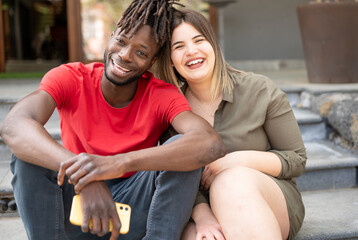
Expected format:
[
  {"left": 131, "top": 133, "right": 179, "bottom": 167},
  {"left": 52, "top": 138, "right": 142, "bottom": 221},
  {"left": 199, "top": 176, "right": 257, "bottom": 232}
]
[
  {"left": 201, "top": 155, "right": 230, "bottom": 191},
  {"left": 57, "top": 153, "right": 127, "bottom": 193},
  {"left": 192, "top": 203, "right": 225, "bottom": 240},
  {"left": 195, "top": 217, "right": 225, "bottom": 240},
  {"left": 201, "top": 150, "right": 282, "bottom": 190}
]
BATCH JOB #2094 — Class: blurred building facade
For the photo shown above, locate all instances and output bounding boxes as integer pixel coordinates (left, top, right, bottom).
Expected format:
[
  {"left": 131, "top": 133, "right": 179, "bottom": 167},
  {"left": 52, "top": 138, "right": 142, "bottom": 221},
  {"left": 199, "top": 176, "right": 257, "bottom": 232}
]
[{"left": 0, "top": 0, "right": 310, "bottom": 73}]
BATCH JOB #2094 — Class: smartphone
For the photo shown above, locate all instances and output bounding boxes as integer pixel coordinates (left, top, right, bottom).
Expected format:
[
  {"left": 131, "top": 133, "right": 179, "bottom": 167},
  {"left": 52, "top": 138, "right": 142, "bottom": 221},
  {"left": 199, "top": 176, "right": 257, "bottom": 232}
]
[{"left": 69, "top": 195, "right": 131, "bottom": 234}]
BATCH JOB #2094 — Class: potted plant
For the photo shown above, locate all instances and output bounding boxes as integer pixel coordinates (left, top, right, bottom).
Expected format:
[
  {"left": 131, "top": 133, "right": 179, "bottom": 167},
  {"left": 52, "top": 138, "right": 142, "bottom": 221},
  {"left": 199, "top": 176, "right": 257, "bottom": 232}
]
[{"left": 297, "top": 0, "right": 358, "bottom": 83}]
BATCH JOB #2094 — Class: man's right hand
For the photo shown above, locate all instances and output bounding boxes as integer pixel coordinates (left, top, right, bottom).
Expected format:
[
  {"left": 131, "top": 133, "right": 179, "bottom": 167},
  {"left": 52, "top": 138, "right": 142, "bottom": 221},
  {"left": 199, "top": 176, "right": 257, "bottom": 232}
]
[{"left": 79, "top": 181, "right": 121, "bottom": 240}]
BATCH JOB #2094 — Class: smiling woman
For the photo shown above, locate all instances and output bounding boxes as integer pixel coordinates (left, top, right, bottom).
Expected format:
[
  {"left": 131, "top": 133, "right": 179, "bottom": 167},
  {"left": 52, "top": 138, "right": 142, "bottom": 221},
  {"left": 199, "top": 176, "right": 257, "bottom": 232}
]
[
  {"left": 170, "top": 23, "right": 216, "bottom": 88},
  {"left": 157, "top": 9, "right": 307, "bottom": 240}
]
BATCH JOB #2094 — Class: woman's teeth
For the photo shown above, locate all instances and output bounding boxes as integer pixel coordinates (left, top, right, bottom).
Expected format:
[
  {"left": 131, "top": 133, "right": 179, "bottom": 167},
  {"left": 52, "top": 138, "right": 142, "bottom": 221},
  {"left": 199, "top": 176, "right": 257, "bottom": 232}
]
[{"left": 187, "top": 59, "right": 203, "bottom": 66}]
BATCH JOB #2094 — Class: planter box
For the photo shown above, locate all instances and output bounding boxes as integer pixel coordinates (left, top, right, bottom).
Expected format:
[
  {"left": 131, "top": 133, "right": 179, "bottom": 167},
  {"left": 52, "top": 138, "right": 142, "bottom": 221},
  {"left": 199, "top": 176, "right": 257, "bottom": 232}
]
[{"left": 297, "top": 2, "right": 358, "bottom": 83}]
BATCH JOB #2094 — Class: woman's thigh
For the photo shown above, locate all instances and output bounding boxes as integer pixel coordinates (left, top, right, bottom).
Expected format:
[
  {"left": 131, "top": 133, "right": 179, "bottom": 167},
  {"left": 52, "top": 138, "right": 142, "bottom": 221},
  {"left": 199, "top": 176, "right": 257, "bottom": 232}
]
[{"left": 209, "top": 166, "right": 289, "bottom": 239}]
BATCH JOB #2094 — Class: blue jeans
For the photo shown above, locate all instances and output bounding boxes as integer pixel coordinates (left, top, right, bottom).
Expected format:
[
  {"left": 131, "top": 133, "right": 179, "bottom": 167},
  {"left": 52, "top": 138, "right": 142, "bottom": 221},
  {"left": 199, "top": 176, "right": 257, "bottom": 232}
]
[{"left": 10, "top": 135, "right": 202, "bottom": 240}]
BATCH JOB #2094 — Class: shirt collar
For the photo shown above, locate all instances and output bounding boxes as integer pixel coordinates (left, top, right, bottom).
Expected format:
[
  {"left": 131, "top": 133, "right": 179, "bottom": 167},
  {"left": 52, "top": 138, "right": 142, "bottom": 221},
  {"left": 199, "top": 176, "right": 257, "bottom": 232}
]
[
  {"left": 222, "top": 88, "right": 233, "bottom": 103},
  {"left": 182, "top": 82, "right": 234, "bottom": 103}
]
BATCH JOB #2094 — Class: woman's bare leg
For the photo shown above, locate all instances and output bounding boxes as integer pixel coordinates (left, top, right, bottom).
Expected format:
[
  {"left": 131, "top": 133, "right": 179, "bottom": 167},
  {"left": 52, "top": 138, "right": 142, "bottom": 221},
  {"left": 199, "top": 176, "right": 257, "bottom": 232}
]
[{"left": 210, "top": 166, "right": 290, "bottom": 240}]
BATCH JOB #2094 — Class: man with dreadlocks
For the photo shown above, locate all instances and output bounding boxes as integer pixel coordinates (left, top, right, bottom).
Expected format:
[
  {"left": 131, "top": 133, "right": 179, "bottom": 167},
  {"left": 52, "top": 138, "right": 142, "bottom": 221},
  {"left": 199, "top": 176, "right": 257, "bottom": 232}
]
[{"left": 0, "top": 0, "right": 226, "bottom": 239}]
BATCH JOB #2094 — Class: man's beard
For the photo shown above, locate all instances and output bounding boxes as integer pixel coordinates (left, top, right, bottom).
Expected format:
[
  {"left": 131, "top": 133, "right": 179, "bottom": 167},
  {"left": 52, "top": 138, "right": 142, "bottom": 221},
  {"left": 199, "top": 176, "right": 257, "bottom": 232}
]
[{"left": 104, "top": 55, "right": 145, "bottom": 86}]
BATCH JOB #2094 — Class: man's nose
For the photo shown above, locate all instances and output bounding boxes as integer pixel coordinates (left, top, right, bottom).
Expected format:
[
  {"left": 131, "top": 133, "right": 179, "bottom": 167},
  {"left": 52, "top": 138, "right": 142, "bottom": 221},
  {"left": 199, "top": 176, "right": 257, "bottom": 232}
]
[{"left": 118, "top": 47, "right": 132, "bottom": 62}]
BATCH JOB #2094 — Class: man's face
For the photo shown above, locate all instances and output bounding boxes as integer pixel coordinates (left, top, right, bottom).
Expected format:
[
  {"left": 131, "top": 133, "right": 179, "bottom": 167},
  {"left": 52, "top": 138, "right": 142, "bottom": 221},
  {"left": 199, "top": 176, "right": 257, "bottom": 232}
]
[{"left": 103, "top": 25, "right": 159, "bottom": 86}]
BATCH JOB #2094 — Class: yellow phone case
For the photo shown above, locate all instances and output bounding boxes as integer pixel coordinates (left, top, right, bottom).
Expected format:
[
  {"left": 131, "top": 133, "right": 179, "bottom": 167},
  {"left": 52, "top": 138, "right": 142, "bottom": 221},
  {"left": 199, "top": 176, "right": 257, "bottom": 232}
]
[{"left": 69, "top": 195, "right": 131, "bottom": 234}]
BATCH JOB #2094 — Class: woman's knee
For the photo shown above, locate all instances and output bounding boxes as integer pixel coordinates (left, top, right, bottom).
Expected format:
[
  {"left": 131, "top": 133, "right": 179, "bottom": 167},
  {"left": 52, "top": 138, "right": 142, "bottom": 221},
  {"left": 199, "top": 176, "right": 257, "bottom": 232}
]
[{"left": 210, "top": 167, "right": 259, "bottom": 195}]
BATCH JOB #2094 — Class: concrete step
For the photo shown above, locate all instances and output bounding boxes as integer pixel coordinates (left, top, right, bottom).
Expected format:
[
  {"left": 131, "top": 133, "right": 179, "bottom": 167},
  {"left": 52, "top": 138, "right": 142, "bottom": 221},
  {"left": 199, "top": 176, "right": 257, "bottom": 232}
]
[
  {"left": 0, "top": 109, "right": 61, "bottom": 162},
  {"left": 1, "top": 188, "right": 357, "bottom": 240},
  {"left": 297, "top": 140, "right": 358, "bottom": 192},
  {"left": 0, "top": 128, "right": 62, "bottom": 199},
  {"left": 293, "top": 107, "right": 326, "bottom": 142},
  {"left": 296, "top": 188, "right": 358, "bottom": 240}
]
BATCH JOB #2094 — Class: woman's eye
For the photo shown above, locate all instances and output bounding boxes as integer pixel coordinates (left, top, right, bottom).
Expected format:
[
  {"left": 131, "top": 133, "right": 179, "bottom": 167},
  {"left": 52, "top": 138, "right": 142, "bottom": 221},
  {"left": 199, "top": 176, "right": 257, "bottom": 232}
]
[
  {"left": 196, "top": 38, "right": 204, "bottom": 43},
  {"left": 174, "top": 45, "right": 183, "bottom": 50}
]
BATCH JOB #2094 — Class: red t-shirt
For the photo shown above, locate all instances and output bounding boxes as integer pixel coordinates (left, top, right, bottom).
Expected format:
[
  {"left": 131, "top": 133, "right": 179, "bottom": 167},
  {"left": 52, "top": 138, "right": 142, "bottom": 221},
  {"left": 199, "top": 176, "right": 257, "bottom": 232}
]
[{"left": 39, "top": 62, "right": 191, "bottom": 178}]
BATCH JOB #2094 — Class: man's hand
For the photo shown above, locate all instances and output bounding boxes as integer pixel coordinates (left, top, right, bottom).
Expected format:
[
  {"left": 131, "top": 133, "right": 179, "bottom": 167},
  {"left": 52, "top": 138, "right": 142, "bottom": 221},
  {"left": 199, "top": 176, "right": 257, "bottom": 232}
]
[
  {"left": 57, "top": 153, "right": 127, "bottom": 192},
  {"left": 78, "top": 181, "right": 121, "bottom": 240}
]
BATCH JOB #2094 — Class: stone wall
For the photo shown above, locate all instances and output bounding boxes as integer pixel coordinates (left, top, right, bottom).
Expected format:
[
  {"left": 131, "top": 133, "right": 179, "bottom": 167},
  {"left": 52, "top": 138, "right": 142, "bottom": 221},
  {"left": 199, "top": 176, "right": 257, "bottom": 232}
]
[{"left": 306, "top": 92, "right": 358, "bottom": 152}]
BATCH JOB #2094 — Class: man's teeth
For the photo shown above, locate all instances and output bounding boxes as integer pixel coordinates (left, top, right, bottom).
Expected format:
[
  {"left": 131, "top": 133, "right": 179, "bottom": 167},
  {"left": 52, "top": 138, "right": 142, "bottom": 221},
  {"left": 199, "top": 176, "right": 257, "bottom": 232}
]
[
  {"left": 113, "top": 60, "right": 130, "bottom": 72},
  {"left": 187, "top": 59, "right": 203, "bottom": 66}
]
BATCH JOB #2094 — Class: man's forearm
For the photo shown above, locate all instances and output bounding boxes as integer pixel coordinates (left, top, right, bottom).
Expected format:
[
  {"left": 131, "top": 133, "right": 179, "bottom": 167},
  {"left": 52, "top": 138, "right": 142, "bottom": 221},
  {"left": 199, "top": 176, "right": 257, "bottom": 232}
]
[
  {"left": 122, "top": 129, "right": 226, "bottom": 173},
  {"left": 0, "top": 117, "right": 74, "bottom": 171}
]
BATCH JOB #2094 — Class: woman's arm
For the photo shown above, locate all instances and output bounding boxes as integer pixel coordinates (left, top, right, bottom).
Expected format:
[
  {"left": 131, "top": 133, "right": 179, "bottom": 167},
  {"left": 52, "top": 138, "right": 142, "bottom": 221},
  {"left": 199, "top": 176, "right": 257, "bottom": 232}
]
[
  {"left": 201, "top": 151, "right": 281, "bottom": 190},
  {"left": 201, "top": 80, "right": 306, "bottom": 189}
]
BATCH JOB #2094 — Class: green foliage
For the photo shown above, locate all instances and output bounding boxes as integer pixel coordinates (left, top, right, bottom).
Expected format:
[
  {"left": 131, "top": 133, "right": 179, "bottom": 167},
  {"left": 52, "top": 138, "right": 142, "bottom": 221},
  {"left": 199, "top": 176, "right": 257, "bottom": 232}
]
[{"left": 0, "top": 72, "right": 46, "bottom": 79}]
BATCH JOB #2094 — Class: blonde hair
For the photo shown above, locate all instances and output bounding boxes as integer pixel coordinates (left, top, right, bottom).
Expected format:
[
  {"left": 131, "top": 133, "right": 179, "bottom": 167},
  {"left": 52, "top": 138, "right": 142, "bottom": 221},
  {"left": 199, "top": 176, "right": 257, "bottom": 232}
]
[{"left": 155, "top": 9, "right": 240, "bottom": 99}]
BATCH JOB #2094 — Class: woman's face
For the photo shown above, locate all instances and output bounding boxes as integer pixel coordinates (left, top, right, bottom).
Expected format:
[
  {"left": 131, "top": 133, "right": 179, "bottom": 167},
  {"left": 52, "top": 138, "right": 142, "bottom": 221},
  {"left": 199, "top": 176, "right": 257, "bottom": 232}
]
[{"left": 170, "top": 22, "right": 215, "bottom": 85}]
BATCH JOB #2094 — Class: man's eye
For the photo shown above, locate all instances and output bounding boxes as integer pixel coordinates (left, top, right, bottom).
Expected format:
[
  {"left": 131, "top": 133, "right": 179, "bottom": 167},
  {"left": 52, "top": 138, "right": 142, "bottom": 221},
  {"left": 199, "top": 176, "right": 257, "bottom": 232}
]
[
  {"left": 137, "top": 51, "right": 147, "bottom": 57},
  {"left": 116, "top": 38, "right": 125, "bottom": 44}
]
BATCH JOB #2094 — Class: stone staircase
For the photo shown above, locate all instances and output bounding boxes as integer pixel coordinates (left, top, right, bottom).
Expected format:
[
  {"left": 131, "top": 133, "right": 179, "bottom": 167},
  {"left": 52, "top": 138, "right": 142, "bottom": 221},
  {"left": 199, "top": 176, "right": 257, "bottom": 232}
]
[
  {"left": 283, "top": 86, "right": 358, "bottom": 240},
  {"left": 1, "top": 76, "right": 358, "bottom": 239}
]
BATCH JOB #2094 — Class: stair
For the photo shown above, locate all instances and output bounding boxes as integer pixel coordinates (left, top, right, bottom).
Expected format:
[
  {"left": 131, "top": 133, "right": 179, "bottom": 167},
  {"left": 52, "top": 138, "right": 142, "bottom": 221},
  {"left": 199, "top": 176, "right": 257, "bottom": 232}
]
[
  {"left": 296, "top": 188, "right": 358, "bottom": 240},
  {"left": 283, "top": 84, "right": 358, "bottom": 240},
  {"left": 1, "top": 76, "right": 358, "bottom": 239},
  {"left": 0, "top": 89, "right": 61, "bottom": 199}
]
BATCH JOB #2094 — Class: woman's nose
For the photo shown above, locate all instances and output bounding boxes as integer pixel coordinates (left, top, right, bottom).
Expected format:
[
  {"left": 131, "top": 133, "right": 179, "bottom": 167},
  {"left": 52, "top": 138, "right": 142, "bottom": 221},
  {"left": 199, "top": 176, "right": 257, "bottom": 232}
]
[{"left": 186, "top": 44, "right": 198, "bottom": 56}]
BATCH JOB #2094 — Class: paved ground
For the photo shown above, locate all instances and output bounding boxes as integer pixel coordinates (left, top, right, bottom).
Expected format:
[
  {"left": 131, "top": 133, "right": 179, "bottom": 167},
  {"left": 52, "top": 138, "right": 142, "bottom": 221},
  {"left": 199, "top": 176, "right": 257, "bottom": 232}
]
[{"left": 0, "top": 213, "right": 27, "bottom": 240}]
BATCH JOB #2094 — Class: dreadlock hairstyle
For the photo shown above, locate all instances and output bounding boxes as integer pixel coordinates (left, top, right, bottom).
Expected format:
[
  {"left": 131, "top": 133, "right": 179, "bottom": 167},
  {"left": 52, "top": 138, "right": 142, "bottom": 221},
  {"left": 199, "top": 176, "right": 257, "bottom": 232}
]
[{"left": 117, "top": 0, "right": 184, "bottom": 48}]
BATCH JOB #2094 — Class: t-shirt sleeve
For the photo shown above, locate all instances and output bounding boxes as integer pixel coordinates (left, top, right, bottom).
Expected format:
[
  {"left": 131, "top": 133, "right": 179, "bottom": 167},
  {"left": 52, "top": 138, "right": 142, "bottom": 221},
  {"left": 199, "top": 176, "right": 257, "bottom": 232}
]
[
  {"left": 153, "top": 83, "right": 191, "bottom": 124},
  {"left": 38, "top": 64, "right": 79, "bottom": 109}
]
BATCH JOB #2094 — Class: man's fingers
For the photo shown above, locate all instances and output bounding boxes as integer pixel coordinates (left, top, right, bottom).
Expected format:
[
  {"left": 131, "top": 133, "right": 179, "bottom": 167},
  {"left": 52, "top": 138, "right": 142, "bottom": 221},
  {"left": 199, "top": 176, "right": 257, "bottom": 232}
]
[
  {"left": 69, "top": 166, "right": 91, "bottom": 188},
  {"left": 90, "top": 215, "right": 101, "bottom": 235},
  {"left": 57, "top": 160, "right": 72, "bottom": 185},
  {"left": 110, "top": 215, "right": 121, "bottom": 240},
  {"left": 57, "top": 157, "right": 77, "bottom": 185},
  {"left": 81, "top": 211, "right": 90, "bottom": 233},
  {"left": 97, "top": 217, "right": 110, "bottom": 237},
  {"left": 74, "top": 175, "right": 94, "bottom": 193}
]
